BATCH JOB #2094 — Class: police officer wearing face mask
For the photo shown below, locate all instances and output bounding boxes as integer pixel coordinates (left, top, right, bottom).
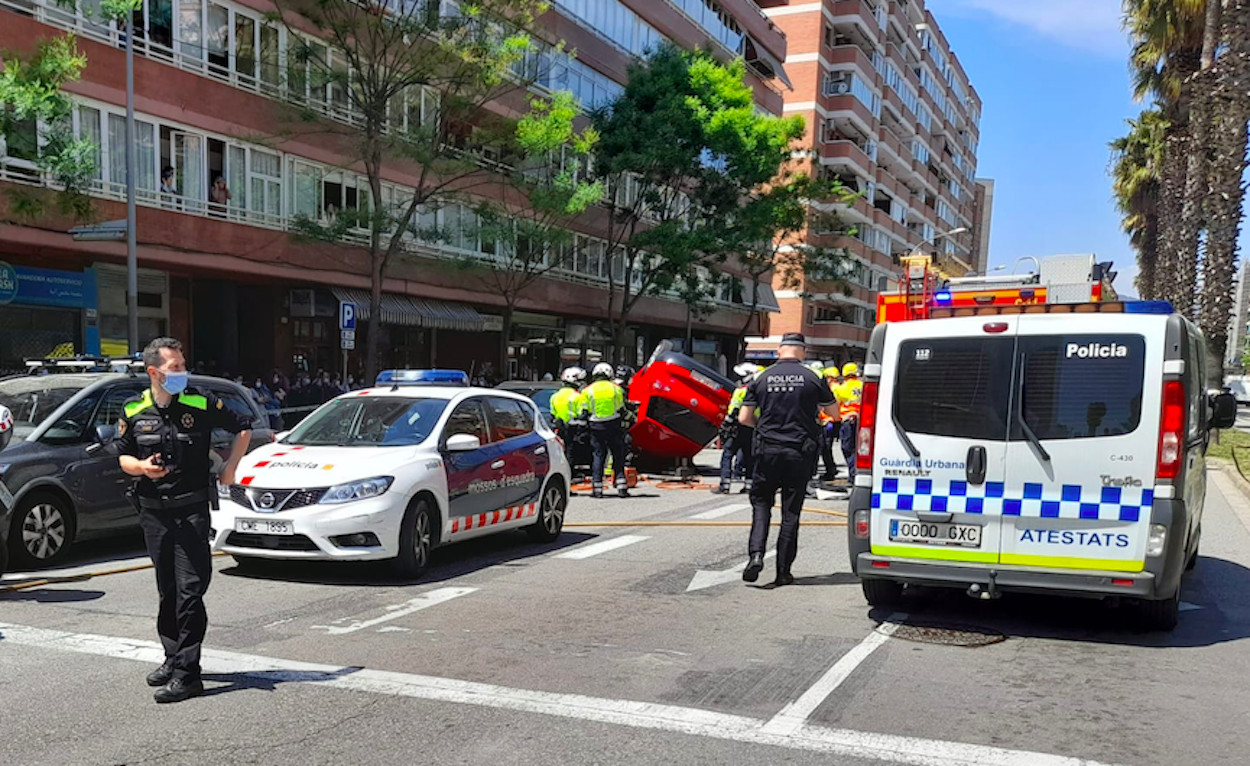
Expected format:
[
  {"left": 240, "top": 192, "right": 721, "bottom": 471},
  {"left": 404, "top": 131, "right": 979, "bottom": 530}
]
[
  {"left": 118, "top": 337, "right": 252, "bottom": 703},
  {"left": 738, "top": 333, "right": 838, "bottom": 586}
]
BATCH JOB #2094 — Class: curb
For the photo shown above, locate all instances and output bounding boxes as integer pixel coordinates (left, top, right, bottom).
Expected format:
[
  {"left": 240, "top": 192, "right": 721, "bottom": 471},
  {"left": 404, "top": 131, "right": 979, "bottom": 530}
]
[{"left": 1209, "top": 457, "right": 1250, "bottom": 501}]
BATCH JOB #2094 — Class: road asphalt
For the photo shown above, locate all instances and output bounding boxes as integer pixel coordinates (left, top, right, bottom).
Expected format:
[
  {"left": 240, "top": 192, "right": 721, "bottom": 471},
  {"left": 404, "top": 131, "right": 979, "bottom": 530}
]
[{"left": 2, "top": 456, "right": 1249, "bottom": 766}]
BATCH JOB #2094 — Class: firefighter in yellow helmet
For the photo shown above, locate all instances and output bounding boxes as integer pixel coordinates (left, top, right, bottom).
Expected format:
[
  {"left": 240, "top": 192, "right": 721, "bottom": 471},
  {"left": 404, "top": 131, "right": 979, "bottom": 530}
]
[
  {"left": 550, "top": 367, "right": 588, "bottom": 467},
  {"left": 834, "top": 362, "right": 864, "bottom": 480},
  {"left": 715, "top": 363, "right": 760, "bottom": 494},
  {"left": 818, "top": 366, "right": 843, "bottom": 483}
]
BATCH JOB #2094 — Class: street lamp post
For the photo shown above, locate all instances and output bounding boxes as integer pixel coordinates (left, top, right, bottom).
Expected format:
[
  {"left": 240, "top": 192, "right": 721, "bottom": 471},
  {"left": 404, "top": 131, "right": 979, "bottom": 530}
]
[
  {"left": 124, "top": 13, "right": 138, "bottom": 355},
  {"left": 906, "top": 226, "right": 968, "bottom": 260}
]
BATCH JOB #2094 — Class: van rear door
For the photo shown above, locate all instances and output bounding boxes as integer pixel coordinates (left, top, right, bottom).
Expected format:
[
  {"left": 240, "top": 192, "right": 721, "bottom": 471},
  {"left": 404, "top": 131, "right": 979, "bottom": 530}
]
[
  {"left": 997, "top": 314, "right": 1165, "bottom": 572},
  {"left": 871, "top": 316, "right": 1017, "bottom": 564}
]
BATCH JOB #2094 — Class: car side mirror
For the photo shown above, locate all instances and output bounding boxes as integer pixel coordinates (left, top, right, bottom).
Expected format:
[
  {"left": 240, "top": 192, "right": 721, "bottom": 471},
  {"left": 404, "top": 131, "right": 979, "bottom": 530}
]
[
  {"left": 1209, "top": 392, "right": 1237, "bottom": 430},
  {"left": 444, "top": 433, "right": 481, "bottom": 452},
  {"left": 274, "top": 430, "right": 291, "bottom": 443}
]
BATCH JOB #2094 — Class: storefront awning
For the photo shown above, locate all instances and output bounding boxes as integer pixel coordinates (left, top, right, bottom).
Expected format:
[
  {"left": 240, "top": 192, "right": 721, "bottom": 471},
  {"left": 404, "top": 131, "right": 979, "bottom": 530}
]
[{"left": 330, "top": 288, "right": 485, "bottom": 332}]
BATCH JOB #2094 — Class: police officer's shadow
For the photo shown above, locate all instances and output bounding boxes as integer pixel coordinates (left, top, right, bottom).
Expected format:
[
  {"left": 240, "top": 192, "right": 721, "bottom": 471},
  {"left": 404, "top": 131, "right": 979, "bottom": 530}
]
[
  {"left": 199, "top": 665, "right": 365, "bottom": 697},
  {"left": 746, "top": 572, "right": 860, "bottom": 590}
]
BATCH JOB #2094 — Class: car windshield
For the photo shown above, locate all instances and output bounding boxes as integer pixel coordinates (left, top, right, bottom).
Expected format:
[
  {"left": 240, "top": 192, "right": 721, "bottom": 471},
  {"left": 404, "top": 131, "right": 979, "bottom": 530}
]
[
  {"left": 283, "top": 396, "right": 448, "bottom": 447},
  {"left": 0, "top": 376, "right": 90, "bottom": 440}
]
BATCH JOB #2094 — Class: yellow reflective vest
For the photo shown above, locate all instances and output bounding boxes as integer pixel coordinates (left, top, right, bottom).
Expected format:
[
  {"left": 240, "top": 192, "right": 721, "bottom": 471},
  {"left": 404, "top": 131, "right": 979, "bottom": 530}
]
[
  {"left": 550, "top": 386, "right": 587, "bottom": 424},
  {"left": 583, "top": 379, "right": 625, "bottom": 422}
]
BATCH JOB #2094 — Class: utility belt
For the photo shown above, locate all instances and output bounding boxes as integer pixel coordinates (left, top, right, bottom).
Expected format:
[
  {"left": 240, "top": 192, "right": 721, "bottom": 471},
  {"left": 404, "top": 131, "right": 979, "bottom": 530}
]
[{"left": 134, "top": 488, "right": 211, "bottom": 511}]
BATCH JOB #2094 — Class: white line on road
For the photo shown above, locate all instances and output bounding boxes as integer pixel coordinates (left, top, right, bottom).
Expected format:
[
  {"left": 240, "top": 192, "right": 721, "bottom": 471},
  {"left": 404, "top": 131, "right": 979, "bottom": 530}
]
[
  {"left": 555, "top": 535, "right": 649, "bottom": 560},
  {"left": 686, "top": 550, "right": 777, "bottom": 592},
  {"left": 310, "top": 587, "right": 476, "bottom": 635},
  {"left": 689, "top": 503, "right": 750, "bottom": 520},
  {"left": 762, "top": 615, "right": 906, "bottom": 736},
  {"left": 0, "top": 622, "right": 1122, "bottom": 766}
]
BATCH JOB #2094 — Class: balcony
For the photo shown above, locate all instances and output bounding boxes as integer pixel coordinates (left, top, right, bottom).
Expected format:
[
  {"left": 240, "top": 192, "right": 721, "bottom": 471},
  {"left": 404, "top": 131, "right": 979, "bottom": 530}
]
[
  {"left": 830, "top": 0, "right": 880, "bottom": 33},
  {"left": 826, "top": 44, "right": 876, "bottom": 74}
]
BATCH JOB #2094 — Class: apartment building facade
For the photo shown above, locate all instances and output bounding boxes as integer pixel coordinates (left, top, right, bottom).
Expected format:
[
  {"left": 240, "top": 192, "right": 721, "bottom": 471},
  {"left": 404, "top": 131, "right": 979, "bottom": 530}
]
[
  {"left": 752, "top": 0, "right": 986, "bottom": 363},
  {"left": 0, "top": 0, "right": 789, "bottom": 379}
]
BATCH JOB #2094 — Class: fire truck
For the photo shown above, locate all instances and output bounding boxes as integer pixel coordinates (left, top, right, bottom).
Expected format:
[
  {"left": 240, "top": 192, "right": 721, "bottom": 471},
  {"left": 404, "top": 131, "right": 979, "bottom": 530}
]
[{"left": 876, "top": 253, "right": 1119, "bottom": 323}]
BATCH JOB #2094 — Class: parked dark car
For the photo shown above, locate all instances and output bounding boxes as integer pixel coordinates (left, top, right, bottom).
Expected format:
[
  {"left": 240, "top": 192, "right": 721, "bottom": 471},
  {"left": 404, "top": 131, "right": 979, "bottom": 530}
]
[
  {"left": 495, "top": 381, "right": 563, "bottom": 428},
  {"left": 0, "top": 372, "right": 272, "bottom": 571}
]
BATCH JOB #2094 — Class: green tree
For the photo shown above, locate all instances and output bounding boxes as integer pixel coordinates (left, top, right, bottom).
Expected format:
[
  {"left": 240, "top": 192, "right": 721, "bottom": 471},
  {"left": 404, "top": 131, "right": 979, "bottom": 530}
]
[
  {"left": 447, "top": 91, "right": 603, "bottom": 378},
  {"left": 591, "top": 45, "right": 805, "bottom": 363},
  {"left": 1109, "top": 109, "right": 1168, "bottom": 298},
  {"left": 722, "top": 174, "right": 856, "bottom": 362},
  {"left": 273, "top": 0, "right": 547, "bottom": 381},
  {"left": 0, "top": 33, "right": 97, "bottom": 220}
]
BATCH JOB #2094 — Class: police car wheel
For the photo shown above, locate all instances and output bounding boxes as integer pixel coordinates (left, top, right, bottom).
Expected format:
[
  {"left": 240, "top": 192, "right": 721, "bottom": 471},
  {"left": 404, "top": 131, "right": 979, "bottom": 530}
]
[
  {"left": 1137, "top": 591, "right": 1180, "bottom": 632},
  {"left": 861, "top": 578, "right": 903, "bottom": 607},
  {"left": 526, "top": 482, "right": 566, "bottom": 543},
  {"left": 394, "top": 499, "right": 434, "bottom": 579},
  {"left": 1186, "top": 527, "right": 1200, "bottom": 571},
  {"left": 9, "top": 492, "right": 75, "bottom": 569}
]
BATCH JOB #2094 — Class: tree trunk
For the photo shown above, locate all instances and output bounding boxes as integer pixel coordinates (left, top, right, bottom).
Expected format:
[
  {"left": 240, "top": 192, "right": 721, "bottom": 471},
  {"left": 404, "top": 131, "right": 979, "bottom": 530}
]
[
  {"left": 1197, "top": 0, "right": 1250, "bottom": 377},
  {"left": 365, "top": 255, "right": 384, "bottom": 384},
  {"left": 500, "top": 302, "right": 514, "bottom": 381},
  {"left": 1155, "top": 129, "right": 1194, "bottom": 311},
  {"left": 1136, "top": 205, "right": 1160, "bottom": 299}
]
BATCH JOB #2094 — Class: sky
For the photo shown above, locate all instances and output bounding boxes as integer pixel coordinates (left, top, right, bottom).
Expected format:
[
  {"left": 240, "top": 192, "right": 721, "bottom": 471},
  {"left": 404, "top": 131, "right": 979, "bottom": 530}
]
[{"left": 924, "top": 0, "right": 1248, "bottom": 298}]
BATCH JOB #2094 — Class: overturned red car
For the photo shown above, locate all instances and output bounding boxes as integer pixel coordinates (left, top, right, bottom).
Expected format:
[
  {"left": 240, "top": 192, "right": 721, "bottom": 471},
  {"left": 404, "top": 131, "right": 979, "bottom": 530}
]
[{"left": 627, "top": 347, "right": 736, "bottom": 461}]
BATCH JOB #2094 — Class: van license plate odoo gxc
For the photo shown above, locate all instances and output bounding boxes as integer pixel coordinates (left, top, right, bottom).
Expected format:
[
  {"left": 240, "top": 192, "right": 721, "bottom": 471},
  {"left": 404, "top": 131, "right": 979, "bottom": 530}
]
[{"left": 889, "top": 519, "right": 982, "bottom": 547}]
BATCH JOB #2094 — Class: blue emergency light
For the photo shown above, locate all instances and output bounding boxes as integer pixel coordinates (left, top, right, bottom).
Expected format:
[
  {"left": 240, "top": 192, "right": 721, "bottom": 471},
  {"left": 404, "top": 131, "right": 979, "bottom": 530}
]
[
  {"left": 934, "top": 291, "right": 952, "bottom": 304},
  {"left": 375, "top": 369, "right": 470, "bottom": 387},
  {"left": 1122, "top": 300, "right": 1175, "bottom": 315}
]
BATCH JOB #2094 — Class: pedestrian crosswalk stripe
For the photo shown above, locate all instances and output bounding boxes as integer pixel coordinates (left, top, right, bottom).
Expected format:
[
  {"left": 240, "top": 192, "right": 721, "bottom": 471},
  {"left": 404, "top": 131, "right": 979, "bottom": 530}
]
[
  {"left": 689, "top": 504, "right": 749, "bottom": 520},
  {"left": 556, "top": 535, "right": 649, "bottom": 560}
]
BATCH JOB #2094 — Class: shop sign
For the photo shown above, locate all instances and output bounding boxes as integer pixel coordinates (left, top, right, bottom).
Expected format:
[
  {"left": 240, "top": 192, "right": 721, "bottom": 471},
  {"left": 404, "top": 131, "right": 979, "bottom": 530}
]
[
  {"left": 481, "top": 314, "right": 504, "bottom": 333},
  {"left": 0, "top": 262, "right": 90, "bottom": 308}
]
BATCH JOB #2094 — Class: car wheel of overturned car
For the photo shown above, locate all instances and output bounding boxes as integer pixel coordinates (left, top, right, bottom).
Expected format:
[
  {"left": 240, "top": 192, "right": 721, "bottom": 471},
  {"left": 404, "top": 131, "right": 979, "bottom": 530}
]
[
  {"left": 9, "top": 491, "right": 76, "bottom": 569},
  {"left": 526, "top": 481, "right": 566, "bottom": 543},
  {"left": 394, "top": 498, "right": 434, "bottom": 579}
]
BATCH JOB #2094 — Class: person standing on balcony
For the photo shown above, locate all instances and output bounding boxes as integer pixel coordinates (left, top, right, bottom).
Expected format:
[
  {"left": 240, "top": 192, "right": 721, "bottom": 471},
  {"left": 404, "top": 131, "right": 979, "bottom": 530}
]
[{"left": 209, "top": 176, "right": 231, "bottom": 217}]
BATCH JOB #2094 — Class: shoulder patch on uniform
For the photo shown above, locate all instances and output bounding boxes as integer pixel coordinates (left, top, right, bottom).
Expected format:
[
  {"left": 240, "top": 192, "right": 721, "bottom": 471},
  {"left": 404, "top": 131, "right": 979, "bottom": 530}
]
[
  {"left": 178, "top": 393, "right": 208, "bottom": 410},
  {"left": 123, "top": 389, "right": 154, "bottom": 418}
]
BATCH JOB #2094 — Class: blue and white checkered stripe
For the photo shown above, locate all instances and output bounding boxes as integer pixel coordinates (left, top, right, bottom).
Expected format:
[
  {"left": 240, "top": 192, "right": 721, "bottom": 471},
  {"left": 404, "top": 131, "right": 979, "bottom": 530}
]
[{"left": 872, "top": 478, "right": 1154, "bottom": 523}]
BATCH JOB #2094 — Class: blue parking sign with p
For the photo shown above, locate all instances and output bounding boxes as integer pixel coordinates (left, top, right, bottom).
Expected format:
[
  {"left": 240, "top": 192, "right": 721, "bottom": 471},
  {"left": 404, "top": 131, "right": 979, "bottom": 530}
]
[{"left": 340, "top": 301, "right": 357, "bottom": 331}]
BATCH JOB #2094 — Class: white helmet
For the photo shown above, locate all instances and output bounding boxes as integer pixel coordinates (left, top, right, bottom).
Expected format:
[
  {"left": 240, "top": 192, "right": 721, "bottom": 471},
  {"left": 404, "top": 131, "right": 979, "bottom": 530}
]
[
  {"left": 733, "top": 362, "right": 761, "bottom": 380},
  {"left": 592, "top": 362, "right": 614, "bottom": 379},
  {"left": 561, "top": 366, "right": 585, "bottom": 385}
]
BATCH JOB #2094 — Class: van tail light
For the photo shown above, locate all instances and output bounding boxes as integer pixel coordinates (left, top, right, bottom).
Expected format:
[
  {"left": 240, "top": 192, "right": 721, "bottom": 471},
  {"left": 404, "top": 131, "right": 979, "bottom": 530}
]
[
  {"left": 856, "top": 381, "right": 880, "bottom": 471},
  {"left": 1156, "top": 380, "right": 1186, "bottom": 480}
]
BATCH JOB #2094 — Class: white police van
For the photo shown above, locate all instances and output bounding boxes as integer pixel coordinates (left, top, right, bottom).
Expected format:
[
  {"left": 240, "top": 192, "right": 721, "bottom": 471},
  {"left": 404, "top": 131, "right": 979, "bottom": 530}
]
[
  {"left": 211, "top": 370, "right": 571, "bottom": 578},
  {"left": 848, "top": 301, "right": 1237, "bottom": 629}
]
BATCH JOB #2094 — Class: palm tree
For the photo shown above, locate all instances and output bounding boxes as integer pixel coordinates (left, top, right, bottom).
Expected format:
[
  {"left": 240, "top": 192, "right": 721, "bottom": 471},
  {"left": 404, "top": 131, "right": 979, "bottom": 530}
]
[
  {"left": 1196, "top": 0, "right": 1250, "bottom": 371},
  {"left": 1123, "top": 0, "right": 1208, "bottom": 310},
  {"left": 1110, "top": 110, "right": 1169, "bottom": 298}
]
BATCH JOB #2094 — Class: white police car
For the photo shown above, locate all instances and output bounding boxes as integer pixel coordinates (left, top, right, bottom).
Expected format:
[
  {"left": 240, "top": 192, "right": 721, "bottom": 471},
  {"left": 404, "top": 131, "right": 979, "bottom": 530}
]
[{"left": 210, "top": 370, "right": 570, "bottom": 577}]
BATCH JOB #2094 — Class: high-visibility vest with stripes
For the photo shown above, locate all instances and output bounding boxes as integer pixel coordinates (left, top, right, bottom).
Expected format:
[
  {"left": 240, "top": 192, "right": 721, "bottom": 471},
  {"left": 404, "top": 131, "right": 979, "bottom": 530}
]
[
  {"left": 583, "top": 379, "right": 624, "bottom": 422},
  {"left": 550, "top": 386, "right": 586, "bottom": 423},
  {"left": 835, "top": 378, "right": 863, "bottom": 420},
  {"left": 728, "top": 386, "right": 747, "bottom": 414}
]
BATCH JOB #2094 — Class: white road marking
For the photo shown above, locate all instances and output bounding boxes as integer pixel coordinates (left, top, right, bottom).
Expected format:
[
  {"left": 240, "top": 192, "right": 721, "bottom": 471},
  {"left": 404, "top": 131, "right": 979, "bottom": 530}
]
[
  {"left": 0, "top": 622, "right": 1122, "bottom": 766},
  {"left": 0, "top": 555, "right": 152, "bottom": 584},
  {"left": 689, "top": 503, "right": 750, "bottom": 520},
  {"left": 310, "top": 587, "right": 476, "bottom": 635},
  {"left": 377, "top": 626, "right": 412, "bottom": 633},
  {"left": 1179, "top": 601, "right": 1203, "bottom": 612},
  {"left": 686, "top": 550, "right": 778, "bottom": 592},
  {"left": 556, "top": 535, "right": 649, "bottom": 560},
  {"left": 762, "top": 615, "right": 906, "bottom": 736}
]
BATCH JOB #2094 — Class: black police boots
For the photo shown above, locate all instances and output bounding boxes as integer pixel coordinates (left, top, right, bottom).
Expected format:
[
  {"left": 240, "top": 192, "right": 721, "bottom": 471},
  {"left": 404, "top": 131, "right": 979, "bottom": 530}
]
[
  {"left": 154, "top": 677, "right": 204, "bottom": 704},
  {"left": 146, "top": 659, "right": 175, "bottom": 687},
  {"left": 711, "top": 485, "right": 730, "bottom": 495},
  {"left": 774, "top": 570, "right": 795, "bottom": 587},
  {"left": 742, "top": 553, "right": 765, "bottom": 582}
]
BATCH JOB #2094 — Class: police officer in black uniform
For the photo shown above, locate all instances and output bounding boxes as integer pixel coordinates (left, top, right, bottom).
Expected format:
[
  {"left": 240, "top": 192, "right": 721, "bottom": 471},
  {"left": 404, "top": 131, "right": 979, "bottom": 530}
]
[
  {"left": 738, "top": 333, "right": 838, "bottom": 586},
  {"left": 118, "top": 337, "right": 251, "bottom": 703}
]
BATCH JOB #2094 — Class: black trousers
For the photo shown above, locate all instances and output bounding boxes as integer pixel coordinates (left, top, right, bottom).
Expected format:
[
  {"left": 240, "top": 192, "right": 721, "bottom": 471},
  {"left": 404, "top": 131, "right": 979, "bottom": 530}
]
[
  {"left": 748, "top": 442, "right": 816, "bottom": 574},
  {"left": 139, "top": 503, "right": 212, "bottom": 682},
  {"left": 590, "top": 422, "right": 627, "bottom": 490},
  {"left": 719, "top": 425, "right": 754, "bottom": 488},
  {"left": 819, "top": 423, "right": 839, "bottom": 480}
]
